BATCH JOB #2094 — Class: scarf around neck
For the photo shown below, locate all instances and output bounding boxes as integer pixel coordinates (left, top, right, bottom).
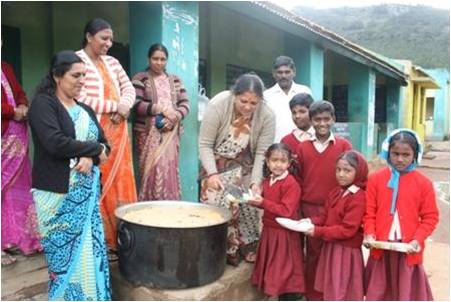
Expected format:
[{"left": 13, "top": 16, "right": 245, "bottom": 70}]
[{"left": 379, "top": 128, "right": 423, "bottom": 215}]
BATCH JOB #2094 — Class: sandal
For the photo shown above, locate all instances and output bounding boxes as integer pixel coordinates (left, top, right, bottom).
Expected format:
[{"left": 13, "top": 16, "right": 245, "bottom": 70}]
[{"left": 1, "top": 251, "right": 17, "bottom": 266}]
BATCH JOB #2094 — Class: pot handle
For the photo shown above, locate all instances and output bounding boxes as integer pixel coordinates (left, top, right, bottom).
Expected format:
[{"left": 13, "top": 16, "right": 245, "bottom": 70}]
[{"left": 117, "top": 221, "right": 134, "bottom": 255}]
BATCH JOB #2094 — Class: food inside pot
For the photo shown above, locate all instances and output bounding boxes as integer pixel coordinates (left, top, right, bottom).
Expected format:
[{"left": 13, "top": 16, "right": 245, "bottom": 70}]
[{"left": 122, "top": 205, "right": 226, "bottom": 228}]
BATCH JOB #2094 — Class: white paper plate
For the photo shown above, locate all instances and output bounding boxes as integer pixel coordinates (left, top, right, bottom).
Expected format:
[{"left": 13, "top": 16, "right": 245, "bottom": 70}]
[
  {"left": 276, "top": 217, "right": 313, "bottom": 232},
  {"left": 368, "top": 241, "right": 412, "bottom": 253}
]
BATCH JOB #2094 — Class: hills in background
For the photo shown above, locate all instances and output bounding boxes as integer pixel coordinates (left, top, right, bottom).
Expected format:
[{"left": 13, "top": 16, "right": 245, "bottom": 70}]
[{"left": 292, "top": 4, "right": 450, "bottom": 69}]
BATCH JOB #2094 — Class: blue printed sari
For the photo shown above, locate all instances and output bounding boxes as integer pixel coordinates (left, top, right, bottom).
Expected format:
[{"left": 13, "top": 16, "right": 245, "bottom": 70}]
[{"left": 32, "top": 105, "right": 111, "bottom": 301}]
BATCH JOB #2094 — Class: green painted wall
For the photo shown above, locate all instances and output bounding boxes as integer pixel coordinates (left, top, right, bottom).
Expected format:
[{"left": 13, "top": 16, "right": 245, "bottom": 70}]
[
  {"left": 348, "top": 62, "right": 376, "bottom": 158},
  {"left": 285, "top": 34, "right": 324, "bottom": 99},
  {"left": 324, "top": 53, "right": 349, "bottom": 84},
  {"left": 129, "top": 2, "right": 162, "bottom": 76},
  {"left": 1, "top": 2, "right": 52, "bottom": 97},
  {"left": 201, "top": 3, "right": 284, "bottom": 96},
  {"left": 298, "top": 44, "right": 324, "bottom": 100},
  {"left": 51, "top": 2, "right": 129, "bottom": 53},
  {"left": 386, "top": 80, "right": 401, "bottom": 127},
  {"left": 1, "top": 1, "right": 131, "bottom": 98},
  {"left": 425, "top": 68, "right": 450, "bottom": 140}
]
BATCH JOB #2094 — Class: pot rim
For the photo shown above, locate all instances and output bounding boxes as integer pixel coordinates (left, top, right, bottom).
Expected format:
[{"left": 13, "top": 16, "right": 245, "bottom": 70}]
[{"left": 115, "top": 201, "right": 232, "bottom": 228}]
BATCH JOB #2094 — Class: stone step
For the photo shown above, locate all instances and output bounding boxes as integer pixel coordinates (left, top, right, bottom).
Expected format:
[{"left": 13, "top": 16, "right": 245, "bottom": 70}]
[
  {"left": 1, "top": 267, "right": 48, "bottom": 300},
  {"left": 110, "top": 261, "right": 267, "bottom": 301},
  {"left": 1, "top": 253, "right": 47, "bottom": 279},
  {"left": 1, "top": 253, "right": 48, "bottom": 300}
]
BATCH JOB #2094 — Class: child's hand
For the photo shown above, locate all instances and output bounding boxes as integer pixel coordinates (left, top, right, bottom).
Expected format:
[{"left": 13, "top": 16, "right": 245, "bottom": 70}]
[
  {"left": 304, "top": 225, "right": 314, "bottom": 236},
  {"left": 299, "top": 218, "right": 312, "bottom": 224},
  {"left": 250, "top": 183, "right": 262, "bottom": 196},
  {"left": 406, "top": 239, "right": 421, "bottom": 254},
  {"left": 363, "top": 234, "right": 376, "bottom": 248},
  {"left": 247, "top": 195, "right": 263, "bottom": 207}
]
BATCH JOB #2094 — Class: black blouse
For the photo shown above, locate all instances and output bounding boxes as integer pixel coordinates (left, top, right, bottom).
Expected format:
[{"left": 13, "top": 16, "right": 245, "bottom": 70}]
[{"left": 28, "top": 93, "right": 110, "bottom": 193}]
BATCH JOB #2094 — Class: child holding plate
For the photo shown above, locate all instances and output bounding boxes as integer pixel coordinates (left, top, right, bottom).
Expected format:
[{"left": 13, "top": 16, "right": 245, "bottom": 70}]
[
  {"left": 248, "top": 143, "right": 305, "bottom": 300},
  {"left": 363, "top": 129, "right": 439, "bottom": 300}
]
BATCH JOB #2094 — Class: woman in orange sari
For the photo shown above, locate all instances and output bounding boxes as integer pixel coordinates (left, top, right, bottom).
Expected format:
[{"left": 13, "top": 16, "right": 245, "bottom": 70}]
[
  {"left": 76, "top": 18, "right": 137, "bottom": 257},
  {"left": 132, "top": 43, "right": 189, "bottom": 201}
]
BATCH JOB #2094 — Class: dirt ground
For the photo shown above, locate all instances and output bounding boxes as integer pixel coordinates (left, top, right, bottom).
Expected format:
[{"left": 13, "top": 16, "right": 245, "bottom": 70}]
[{"left": 418, "top": 141, "right": 450, "bottom": 300}]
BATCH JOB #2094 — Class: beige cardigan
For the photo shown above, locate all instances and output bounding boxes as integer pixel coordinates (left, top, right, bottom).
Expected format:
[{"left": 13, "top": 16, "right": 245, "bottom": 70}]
[{"left": 199, "top": 91, "right": 275, "bottom": 185}]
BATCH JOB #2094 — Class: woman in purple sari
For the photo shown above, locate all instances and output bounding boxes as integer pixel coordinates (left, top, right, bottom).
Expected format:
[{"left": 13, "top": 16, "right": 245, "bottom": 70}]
[{"left": 1, "top": 61, "right": 41, "bottom": 265}]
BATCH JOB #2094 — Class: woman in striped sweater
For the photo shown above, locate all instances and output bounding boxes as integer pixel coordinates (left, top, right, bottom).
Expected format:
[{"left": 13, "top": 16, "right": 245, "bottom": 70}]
[
  {"left": 76, "top": 18, "right": 137, "bottom": 257},
  {"left": 132, "top": 43, "right": 190, "bottom": 201}
]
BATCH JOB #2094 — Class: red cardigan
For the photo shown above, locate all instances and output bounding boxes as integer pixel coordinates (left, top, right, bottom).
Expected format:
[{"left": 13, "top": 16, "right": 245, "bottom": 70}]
[
  {"left": 281, "top": 132, "right": 300, "bottom": 154},
  {"left": 364, "top": 167, "right": 439, "bottom": 265},
  {"left": 260, "top": 174, "right": 302, "bottom": 229},
  {"left": 295, "top": 137, "right": 352, "bottom": 205},
  {"left": 311, "top": 187, "right": 366, "bottom": 248},
  {"left": 1, "top": 61, "right": 28, "bottom": 136}
]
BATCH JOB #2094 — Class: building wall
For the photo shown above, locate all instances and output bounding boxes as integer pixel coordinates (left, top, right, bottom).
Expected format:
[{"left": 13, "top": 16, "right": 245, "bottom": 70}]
[
  {"left": 425, "top": 68, "right": 450, "bottom": 140},
  {"left": 398, "top": 61, "right": 431, "bottom": 142},
  {"left": 199, "top": 3, "right": 284, "bottom": 96},
  {"left": 2, "top": 2, "right": 53, "bottom": 97},
  {"left": 51, "top": 2, "right": 129, "bottom": 53},
  {"left": 1, "top": 2, "right": 131, "bottom": 96},
  {"left": 2, "top": 2, "right": 408, "bottom": 195}
]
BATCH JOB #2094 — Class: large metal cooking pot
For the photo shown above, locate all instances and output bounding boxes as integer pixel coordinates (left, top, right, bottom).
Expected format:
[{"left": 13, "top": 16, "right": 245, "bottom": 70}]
[{"left": 115, "top": 201, "right": 231, "bottom": 289}]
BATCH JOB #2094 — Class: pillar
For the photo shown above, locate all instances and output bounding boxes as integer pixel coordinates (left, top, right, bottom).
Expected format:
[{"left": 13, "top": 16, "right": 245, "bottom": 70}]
[
  {"left": 130, "top": 2, "right": 199, "bottom": 201},
  {"left": 285, "top": 38, "right": 324, "bottom": 100},
  {"left": 298, "top": 44, "right": 324, "bottom": 100},
  {"left": 348, "top": 63, "right": 376, "bottom": 159}
]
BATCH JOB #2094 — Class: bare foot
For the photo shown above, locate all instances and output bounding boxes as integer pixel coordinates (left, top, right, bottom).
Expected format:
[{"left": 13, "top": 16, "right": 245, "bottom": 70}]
[
  {"left": 1, "top": 251, "right": 17, "bottom": 266},
  {"left": 244, "top": 251, "right": 257, "bottom": 263}
]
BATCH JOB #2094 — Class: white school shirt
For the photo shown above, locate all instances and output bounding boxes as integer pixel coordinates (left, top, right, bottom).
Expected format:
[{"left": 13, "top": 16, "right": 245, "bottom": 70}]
[
  {"left": 342, "top": 184, "right": 361, "bottom": 197},
  {"left": 292, "top": 126, "right": 316, "bottom": 143},
  {"left": 388, "top": 211, "right": 403, "bottom": 240},
  {"left": 264, "top": 82, "right": 312, "bottom": 142},
  {"left": 311, "top": 132, "right": 336, "bottom": 153},
  {"left": 269, "top": 171, "right": 289, "bottom": 187}
]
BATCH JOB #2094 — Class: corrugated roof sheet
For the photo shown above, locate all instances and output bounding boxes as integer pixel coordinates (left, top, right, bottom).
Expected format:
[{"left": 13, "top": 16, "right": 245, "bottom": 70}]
[{"left": 252, "top": 1, "right": 408, "bottom": 83}]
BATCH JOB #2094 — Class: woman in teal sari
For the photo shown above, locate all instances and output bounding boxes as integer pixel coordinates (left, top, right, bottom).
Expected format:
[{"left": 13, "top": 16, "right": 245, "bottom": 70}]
[{"left": 28, "top": 51, "right": 111, "bottom": 300}]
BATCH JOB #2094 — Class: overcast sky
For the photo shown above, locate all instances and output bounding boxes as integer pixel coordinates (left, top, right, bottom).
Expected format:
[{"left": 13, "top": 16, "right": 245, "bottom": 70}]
[{"left": 273, "top": 0, "right": 451, "bottom": 10}]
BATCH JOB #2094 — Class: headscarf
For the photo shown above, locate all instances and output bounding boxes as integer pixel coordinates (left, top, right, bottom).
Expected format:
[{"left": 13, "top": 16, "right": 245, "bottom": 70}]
[
  {"left": 348, "top": 150, "right": 369, "bottom": 190},
  {"left": 379, "top": 128, "right": 423, "bottom": 215},
  {"left": 330, "top": 150, "right": 368, "bottom": 205}
]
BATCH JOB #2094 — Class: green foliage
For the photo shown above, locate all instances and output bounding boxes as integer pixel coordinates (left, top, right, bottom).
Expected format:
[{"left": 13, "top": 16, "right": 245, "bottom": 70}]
[{"left": 292, "top": 4, "right": 450, "bottom": 69}]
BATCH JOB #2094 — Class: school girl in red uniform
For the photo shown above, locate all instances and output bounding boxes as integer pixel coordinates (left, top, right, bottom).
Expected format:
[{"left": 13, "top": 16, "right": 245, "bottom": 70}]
[
  {"left": 248, "top": 143, "right": 305, "bottom": 300},
  {"left": 300, "top": 150, "right": 368, "bottom": 300},
  {"left": 363, "top": 128, "right": 439, "bottom": 300}
]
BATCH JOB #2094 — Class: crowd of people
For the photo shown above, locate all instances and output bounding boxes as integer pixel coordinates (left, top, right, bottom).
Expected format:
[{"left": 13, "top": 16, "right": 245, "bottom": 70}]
[{"left": 1, "top": 17, "right": 439, "bottom": 301}]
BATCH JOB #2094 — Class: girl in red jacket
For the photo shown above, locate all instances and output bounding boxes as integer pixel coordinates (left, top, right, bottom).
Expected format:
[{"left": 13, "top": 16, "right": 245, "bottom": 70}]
[
  {"left": 363, "top": 128, "right": 439, "bottom": 300},
  {"left": 301, "top": 150, "right": 368, "bottom": 300},
  {"left": 248, "top": 143, "right": 305, "bottom": 300}
]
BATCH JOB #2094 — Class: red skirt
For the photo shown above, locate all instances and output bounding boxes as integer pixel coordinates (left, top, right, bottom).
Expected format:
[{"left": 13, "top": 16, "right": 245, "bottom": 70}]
[
  {"left": 251, "top": 226, "right": 305, "bottom": 296},
  {"left": 314, "top": 242, "right": 364, "bottom": 300},
  {"left": 364, "top": 250, "right": 433, "bottom": 300}
]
